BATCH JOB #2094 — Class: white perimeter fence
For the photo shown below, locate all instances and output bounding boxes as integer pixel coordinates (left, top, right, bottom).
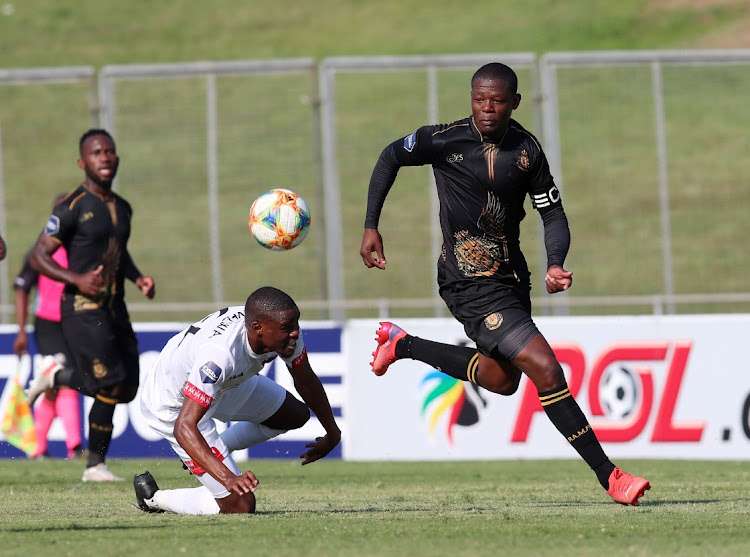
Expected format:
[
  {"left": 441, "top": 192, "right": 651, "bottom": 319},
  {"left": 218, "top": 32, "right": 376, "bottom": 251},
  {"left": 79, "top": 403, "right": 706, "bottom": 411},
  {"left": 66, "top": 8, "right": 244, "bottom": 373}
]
[{"left": 1, "top": 50, "right": 749, "bottom": 321}]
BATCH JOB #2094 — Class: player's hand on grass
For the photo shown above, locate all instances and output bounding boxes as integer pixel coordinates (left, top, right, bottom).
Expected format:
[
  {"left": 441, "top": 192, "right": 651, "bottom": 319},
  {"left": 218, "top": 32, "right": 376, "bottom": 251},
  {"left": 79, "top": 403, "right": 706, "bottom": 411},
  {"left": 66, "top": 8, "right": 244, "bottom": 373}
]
[
  {"left": 360, "top": 228, "right": 387, "bottom": 270},
  {"left": 300, "top": 432, "right": 341, "bottom": 465},
  {"left": 226, "top": 471, "right": 259, "bottom": 496},
  {"left": 76, "top": 264, "right": 105, "bottom": 298},
  {"left": 544, "top": 265, "right": 573, "bottom": 294}
]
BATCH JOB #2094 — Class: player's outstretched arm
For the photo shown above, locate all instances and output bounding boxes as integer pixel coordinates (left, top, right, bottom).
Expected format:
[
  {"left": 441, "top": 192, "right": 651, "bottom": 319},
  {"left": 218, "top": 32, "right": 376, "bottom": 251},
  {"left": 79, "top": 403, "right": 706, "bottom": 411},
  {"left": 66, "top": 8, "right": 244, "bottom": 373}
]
[
  {"left": 289, "top": 357, "right": 341, "bottom": 465},
  {"left": 175, "top": 398, "right": 259, "bottom": 495},
  {"left": 360, "top": 228, "right": 387, "bottom": 270},
  {"left": 300, "top": 435, "right": 339, "bottom": 465}
]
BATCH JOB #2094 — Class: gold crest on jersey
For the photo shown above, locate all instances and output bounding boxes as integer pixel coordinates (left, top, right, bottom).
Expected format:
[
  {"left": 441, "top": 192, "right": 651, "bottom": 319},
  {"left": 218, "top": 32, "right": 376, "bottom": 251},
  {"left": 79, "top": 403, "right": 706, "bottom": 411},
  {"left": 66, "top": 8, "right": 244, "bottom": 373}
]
[
  {"left": 516, "top": 149, "right": 530, "bottom": 172},
  {"left": 73, "top": 294, "right": 102, "bottom": 311},
  {"left": 484, "top": 312, "right": 504, "bottom": 330},
  {"left": 92, "top": 358, "right": 108, "bottom": 379},
  {"left": 453, "top": 230, "right": 502, "bottom": 277}
]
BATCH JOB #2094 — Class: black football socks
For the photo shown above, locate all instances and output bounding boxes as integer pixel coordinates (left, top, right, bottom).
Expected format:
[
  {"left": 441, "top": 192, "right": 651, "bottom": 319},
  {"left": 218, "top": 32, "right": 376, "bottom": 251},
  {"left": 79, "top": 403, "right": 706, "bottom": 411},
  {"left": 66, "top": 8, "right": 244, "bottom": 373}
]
[
  {"left": 539, "top": 384, "right": 615, "bottom": 488},
  {"left": 86, "top": 397, "right": 117, "bottom": 468},
  {"left": 396, "top": 335, "right": 479, "bottom": 384}
]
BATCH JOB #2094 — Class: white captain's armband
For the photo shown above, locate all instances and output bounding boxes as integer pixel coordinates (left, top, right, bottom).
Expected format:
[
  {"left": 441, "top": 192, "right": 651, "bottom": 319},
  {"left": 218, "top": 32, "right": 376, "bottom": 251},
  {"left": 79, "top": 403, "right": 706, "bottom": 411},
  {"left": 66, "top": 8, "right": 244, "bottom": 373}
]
[{"left": 531, "top": 185, "right": 561, "bottom": 209}]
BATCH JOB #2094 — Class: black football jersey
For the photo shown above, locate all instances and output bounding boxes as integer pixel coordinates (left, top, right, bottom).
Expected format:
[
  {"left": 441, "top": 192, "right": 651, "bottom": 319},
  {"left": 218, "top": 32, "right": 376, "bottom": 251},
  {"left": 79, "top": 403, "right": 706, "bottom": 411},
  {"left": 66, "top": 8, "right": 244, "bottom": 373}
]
[
  {"left": 390, "top": 117, "right": 562, "bottom": 286},
  {"left": 43, "top": 184, "right": 134, "bottom": 313}
]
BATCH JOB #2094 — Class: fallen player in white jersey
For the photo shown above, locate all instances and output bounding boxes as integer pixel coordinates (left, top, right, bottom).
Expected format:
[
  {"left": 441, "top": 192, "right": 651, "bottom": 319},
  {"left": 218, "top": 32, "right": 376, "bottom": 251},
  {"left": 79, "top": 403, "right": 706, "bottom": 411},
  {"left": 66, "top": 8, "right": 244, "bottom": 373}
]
[{"left": 134, "top": 286, "right": 341, "bottom": 514}]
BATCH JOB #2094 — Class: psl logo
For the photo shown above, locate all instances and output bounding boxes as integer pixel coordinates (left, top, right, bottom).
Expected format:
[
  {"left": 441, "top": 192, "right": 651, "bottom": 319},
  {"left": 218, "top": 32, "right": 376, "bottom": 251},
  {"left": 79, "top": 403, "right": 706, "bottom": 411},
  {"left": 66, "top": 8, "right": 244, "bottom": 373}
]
[
  {"left": 419, "top": 371, "right": 487, "bottom": 445},
  {"left": 511, "top": 341, "right": 705, "bottom": 443}
]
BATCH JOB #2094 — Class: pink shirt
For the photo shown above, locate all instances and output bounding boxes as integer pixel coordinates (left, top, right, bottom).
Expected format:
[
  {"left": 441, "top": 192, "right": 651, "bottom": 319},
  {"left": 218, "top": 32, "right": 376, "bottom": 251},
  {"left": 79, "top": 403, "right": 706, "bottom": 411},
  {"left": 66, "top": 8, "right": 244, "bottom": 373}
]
[{"left": 35, "top": 248, "right": 67, "bottom": 322}]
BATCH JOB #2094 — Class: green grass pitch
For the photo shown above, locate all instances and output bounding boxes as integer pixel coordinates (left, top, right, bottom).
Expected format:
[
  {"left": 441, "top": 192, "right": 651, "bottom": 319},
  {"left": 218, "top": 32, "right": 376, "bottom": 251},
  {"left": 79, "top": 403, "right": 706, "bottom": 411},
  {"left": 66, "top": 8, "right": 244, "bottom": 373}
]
[{"left": 2, "top": 458, "right": 749, "bottom": 557}]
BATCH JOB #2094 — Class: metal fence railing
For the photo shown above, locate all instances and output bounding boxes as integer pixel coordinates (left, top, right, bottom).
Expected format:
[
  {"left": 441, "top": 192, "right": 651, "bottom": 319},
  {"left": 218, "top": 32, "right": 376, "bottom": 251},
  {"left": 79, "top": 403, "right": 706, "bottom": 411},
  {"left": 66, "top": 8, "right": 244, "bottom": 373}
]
[{"left": 1, "top": 51, "right": 748, "bottom": 322}]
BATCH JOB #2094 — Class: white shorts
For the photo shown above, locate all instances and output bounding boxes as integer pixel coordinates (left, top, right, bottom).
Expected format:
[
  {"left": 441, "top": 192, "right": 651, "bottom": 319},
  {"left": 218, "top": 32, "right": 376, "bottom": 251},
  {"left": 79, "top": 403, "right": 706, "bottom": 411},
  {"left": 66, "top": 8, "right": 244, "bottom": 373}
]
[{"left": 141, "top": 374, "right": 287, "bottom": 498}]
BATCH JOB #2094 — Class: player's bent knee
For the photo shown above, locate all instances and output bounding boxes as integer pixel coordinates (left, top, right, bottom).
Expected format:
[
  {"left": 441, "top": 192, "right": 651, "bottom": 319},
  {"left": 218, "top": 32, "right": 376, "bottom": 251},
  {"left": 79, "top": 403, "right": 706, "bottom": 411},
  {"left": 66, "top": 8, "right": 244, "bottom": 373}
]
[
  {"left": 288, "top": 401, "right": 310, "bottom": 430},
  {"left": 95, "top": 387, "right": 120, "bottom": 405},
  {"left": 118, "top": 385, "right": 138, "bottom": 403},
  {"left": 481, "top": 374, "right": 521, "bottom": 396},
  {"left": 217, "top": 491, "right": 256, "bottom": 514},
  {"left": 496, "top": 379, "right": 521, "bottom": 396},
  {"left": 96, "top": 383, "right": 137, "bottom": 404},
  {"left": 477, "top": 362, "right": 522, "bottom": 395}
]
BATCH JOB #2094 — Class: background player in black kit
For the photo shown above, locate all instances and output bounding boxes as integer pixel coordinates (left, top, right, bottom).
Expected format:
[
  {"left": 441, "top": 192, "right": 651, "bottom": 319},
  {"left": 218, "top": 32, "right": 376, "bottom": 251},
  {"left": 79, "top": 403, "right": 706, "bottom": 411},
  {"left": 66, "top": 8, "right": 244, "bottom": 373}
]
[
  {"left": 360, "top": 63, "right": 650, "bottom": 505},
  {"left": 27, "top": 129, "right": 155, "bottom": 482}
]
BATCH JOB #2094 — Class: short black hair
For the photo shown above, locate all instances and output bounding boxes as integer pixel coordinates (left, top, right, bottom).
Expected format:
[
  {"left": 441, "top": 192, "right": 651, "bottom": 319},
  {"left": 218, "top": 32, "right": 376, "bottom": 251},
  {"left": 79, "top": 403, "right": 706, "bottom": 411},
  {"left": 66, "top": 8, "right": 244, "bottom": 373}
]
[
  {"left": 79, "top": 128, "right": 115, "bottom": 155},
  {"left": 245, "top": 286, "right": 298, "bottom": 323},
  {"left": 471, "top": 63, "right": 518, "bottom": 94}
]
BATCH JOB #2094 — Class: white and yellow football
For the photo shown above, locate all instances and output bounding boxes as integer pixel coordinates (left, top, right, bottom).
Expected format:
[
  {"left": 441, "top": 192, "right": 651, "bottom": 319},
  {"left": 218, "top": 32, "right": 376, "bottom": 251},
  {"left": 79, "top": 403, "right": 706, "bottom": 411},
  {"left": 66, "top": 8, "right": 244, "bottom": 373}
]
[{"left": 248, "top": 188, "right": 311, "bottom": 251}]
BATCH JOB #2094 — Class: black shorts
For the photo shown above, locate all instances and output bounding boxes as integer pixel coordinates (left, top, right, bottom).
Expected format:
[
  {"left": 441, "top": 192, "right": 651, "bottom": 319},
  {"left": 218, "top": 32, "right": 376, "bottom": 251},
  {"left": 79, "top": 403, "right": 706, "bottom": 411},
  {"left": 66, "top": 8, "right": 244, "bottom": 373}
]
[
  {"left": 439, "top": 279, "right": 539, "bottom": 361},
  {"left": 61, "top": 308, "right": 140, "bottom": 394},
  {"left": 33, "top": 317, "right": 73, "bottom": 364}
]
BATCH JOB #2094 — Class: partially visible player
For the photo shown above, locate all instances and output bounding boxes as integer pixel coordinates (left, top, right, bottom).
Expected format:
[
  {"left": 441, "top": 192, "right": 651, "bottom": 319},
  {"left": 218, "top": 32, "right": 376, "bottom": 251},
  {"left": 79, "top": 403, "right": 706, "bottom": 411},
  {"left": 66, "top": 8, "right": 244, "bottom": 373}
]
[
  {"left": 14, "top": 194, "right": 84, "bottom": 460},
  {"left": 26, "top": 129, "right": 155, "bottom": 482},
  {"left": 134, "top": 286, "right": 341, "bottom": 515},
  {"left": 0, "top": 233, "right": 6, "bottom": 260}
]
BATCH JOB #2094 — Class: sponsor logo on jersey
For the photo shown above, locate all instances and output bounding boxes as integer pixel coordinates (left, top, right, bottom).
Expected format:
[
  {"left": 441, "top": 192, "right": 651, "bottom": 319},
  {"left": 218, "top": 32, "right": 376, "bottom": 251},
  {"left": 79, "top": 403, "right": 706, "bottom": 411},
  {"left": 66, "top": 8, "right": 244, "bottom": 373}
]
[
  {"left": 80, "top": 211, "right": 94, "bottom": 223},
  {"left": 183, "top": 381, "right": 213, "bottom": 409},
  {"left": 199, "top": 361, "right": 222, "bottom": 384},
  {"left": 447, "top": 153, "right": 463, "bottom": 163},
  {"left": 404, "top": 132, "right": 417, "bottom": 152},
  {"left": 484, "top": 312, "right": 504, "bottom": 330},
  {"left": 44, "top": 215, "right": 60, "bottom": 235}
]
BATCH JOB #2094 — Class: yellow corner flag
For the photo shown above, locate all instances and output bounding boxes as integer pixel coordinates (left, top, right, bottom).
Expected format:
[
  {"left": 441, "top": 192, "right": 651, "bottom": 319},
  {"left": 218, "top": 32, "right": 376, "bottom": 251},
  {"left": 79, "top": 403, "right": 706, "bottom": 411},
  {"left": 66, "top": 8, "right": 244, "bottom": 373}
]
[{"left": 1, "top": 360, "right": 38, "bottom": 456}]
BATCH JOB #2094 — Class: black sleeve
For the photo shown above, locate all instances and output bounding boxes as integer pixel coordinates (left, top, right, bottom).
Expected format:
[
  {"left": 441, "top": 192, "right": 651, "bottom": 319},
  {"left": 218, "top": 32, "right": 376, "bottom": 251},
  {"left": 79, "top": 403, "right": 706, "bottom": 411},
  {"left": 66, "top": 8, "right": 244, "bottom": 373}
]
[
  {"left": 540, "top": 205, "right": 570, "bottom": 269},
  {"left": 13, "top": 251, "right": 37, "bottom": 294},
  {"left": 363, "top": 140, "right": 403, "bottom": 229},
  {"left": 122, "top": 250, "right": 142, "bottom": 282}
]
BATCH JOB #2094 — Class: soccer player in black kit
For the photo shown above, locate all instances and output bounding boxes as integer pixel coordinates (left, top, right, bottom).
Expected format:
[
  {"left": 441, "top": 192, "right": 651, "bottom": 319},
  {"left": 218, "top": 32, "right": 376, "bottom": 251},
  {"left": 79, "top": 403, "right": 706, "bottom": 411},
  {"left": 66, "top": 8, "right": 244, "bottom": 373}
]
[
  {"left": 360, "top": 63, "right": 650, "bottom": 505},
  {"left": 27, "top": 129, "right": 155, "bottom": 482}
]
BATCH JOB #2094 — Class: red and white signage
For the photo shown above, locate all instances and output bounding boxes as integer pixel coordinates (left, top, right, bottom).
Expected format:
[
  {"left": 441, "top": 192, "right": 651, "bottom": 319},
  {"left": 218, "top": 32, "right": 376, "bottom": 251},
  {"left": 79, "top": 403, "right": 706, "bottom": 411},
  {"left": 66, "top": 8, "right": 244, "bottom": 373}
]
[{"left": 344, "top": 315, "right": 750, "bottom": 461}]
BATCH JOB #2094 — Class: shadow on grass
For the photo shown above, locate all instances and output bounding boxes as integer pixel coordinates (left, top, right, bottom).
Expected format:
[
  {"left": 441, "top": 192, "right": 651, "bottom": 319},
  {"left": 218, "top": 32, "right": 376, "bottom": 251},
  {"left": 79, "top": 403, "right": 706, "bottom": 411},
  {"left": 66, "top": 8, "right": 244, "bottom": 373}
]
[
  {"left": 255, "top": 504, "right": 498, "bottom": 516},
  {"left": 4, "top": 524, "right": 172, "bottom": 533},
  {"left": 531, "top": 498, "right": 723, "bottom": 508}
]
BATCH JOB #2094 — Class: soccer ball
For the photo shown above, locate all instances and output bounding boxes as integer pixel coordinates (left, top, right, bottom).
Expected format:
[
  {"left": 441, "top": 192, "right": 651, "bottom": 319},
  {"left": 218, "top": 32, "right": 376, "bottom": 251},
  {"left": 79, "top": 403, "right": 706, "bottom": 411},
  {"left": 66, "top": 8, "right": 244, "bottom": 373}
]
[{"left": 248, "top": 188, "right": 311, "bottom": 251}]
